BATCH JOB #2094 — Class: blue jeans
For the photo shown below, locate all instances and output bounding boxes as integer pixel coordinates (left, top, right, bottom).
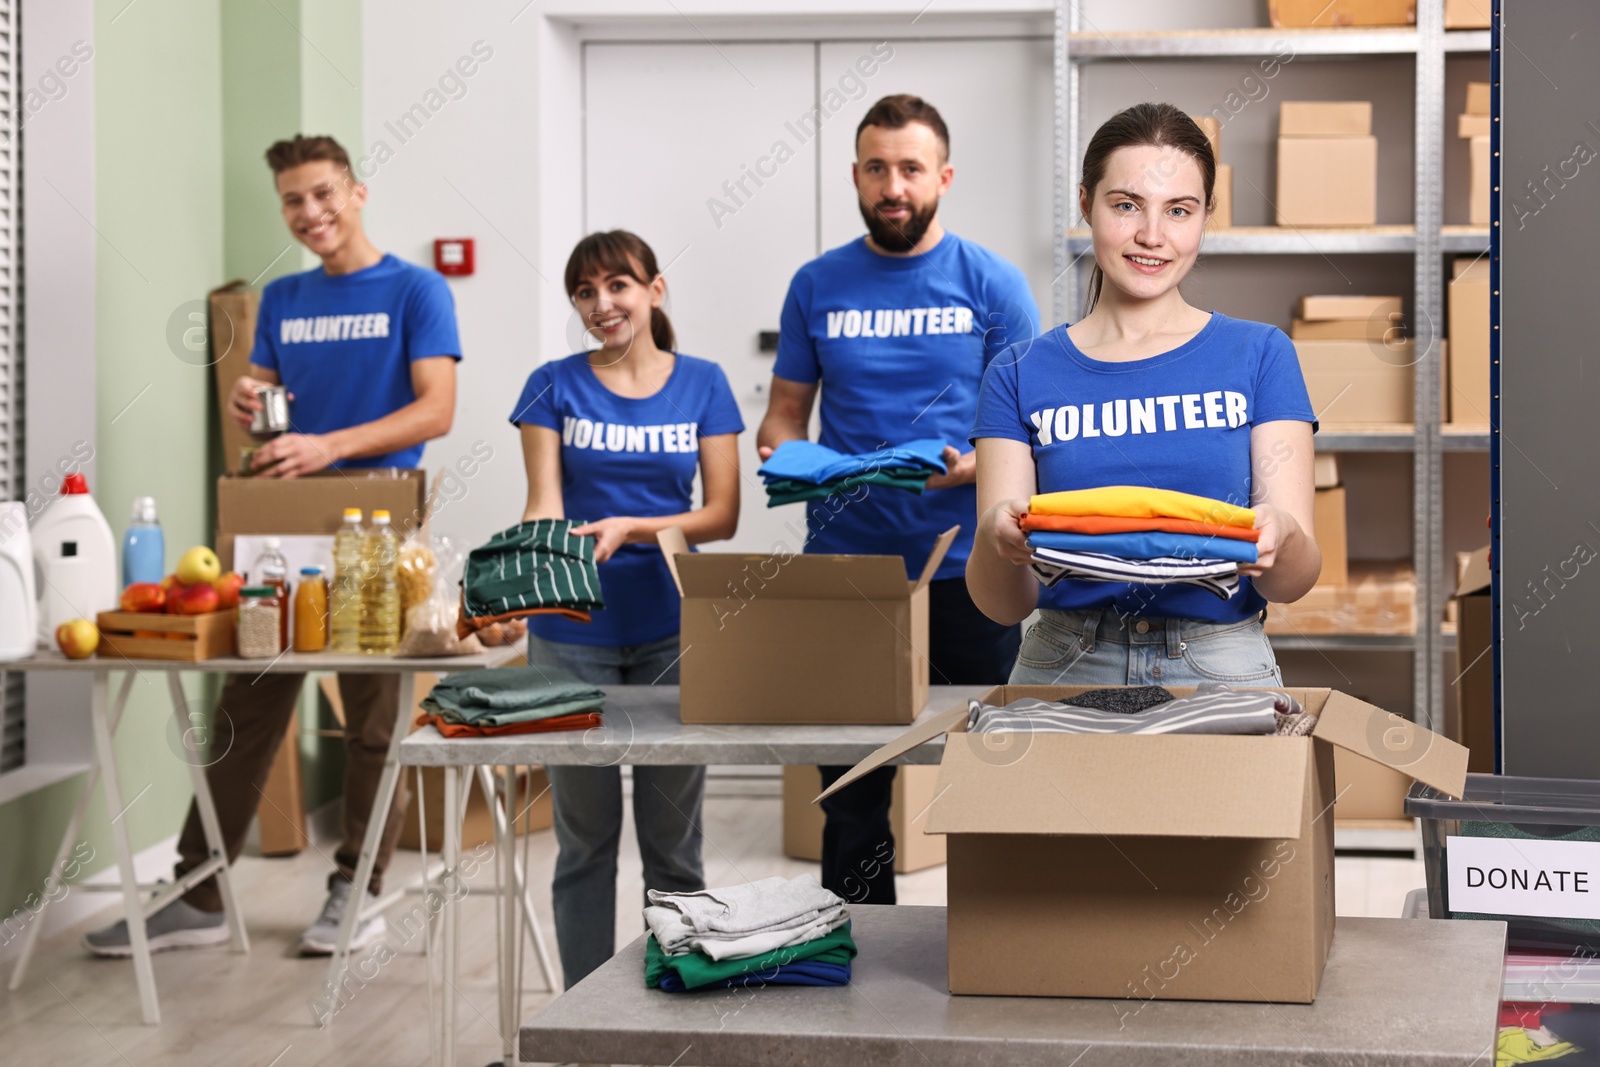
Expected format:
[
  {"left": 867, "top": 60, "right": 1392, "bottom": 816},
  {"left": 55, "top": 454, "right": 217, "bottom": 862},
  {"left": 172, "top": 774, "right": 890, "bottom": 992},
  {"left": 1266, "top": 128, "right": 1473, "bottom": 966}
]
[
  {"left": 1008, "top": 608, "right": 1283, "bottom": 687},
  {"left": 526, "top": 633, "right": 705, "bottom": 988}
]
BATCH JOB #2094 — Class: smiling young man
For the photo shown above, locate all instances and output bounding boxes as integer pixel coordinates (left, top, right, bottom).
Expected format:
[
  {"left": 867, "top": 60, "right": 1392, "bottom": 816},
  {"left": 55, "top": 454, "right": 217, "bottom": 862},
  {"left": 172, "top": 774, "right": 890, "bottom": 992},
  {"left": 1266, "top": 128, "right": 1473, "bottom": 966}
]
[
  {"left": 86, "top": 135, "right": 462, "bottom": 960},
  {"left": 757, "top": 95, "right": 1039, "bottom": 905}
]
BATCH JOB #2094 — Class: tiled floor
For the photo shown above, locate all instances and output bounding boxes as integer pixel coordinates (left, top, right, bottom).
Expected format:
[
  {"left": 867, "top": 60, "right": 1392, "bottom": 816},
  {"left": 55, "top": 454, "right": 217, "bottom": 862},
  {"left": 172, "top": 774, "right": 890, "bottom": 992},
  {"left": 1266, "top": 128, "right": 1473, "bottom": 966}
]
[{"left": 0, "top": 784, "right": 1427, "bottom": 1066}]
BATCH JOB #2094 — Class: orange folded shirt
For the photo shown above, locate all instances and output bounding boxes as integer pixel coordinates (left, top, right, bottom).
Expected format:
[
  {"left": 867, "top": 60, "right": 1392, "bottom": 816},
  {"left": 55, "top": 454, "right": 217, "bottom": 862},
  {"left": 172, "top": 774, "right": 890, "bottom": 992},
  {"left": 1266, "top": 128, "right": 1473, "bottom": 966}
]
[
  {"left": 416, "top": 712, "right": 602, "bottom": 738},
  {"left": 1019, "top": 513, "right": 1261, "bottom": 543},
  {"left": 456, "top": 606, "right": 592, "bottom": 640}
]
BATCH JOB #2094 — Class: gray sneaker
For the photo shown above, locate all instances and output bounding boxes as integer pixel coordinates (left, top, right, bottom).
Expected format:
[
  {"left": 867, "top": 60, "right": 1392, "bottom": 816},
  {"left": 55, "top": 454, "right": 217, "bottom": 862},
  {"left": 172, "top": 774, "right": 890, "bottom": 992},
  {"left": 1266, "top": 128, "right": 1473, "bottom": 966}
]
[
  {"left": 297, "top": 880, "right": 388, "bottom": 956},
  {"left": 83, "top": 896, "right": 229, "bottom": 957}
]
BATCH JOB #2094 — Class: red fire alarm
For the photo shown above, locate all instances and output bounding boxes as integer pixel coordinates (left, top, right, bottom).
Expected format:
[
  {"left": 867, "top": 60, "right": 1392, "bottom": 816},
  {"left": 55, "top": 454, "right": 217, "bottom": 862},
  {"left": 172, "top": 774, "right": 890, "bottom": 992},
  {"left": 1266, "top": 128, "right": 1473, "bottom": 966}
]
[{"left": 434, "top": 238, "right": 474, "bottom": 276}]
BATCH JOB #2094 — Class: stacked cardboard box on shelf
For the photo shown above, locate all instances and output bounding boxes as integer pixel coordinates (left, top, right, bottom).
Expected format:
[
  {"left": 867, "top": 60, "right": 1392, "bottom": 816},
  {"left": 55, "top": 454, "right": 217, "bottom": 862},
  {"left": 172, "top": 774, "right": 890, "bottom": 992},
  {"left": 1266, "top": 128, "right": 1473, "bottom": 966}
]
[
  {"left": 1291, "top": 294, "right": 1414, "bottom": 423},
  {"left": 1447, "top": 256, "right": 1490, "bottom": 426},
  {"left": 1276, "top": 102, "right": 1377, "bottom": 228},
  {"left": 1269, "top": 0, "right": 1415, "bottom": 27},
  {"left": 1312, "top": 453, "right": 1348, "bottom": 587},
  {"left": 1265, "top": 560, "right": 1416, "bottom": 636},
  {"left": 1189, "top": 113, "right": 1232, "bottom": 228},
  {"left": 1444, "top": 0, "right": 1491, "bottom": 30},
  {"left": 1461, "top": 82, "right": 1491, "bottom": 226}
]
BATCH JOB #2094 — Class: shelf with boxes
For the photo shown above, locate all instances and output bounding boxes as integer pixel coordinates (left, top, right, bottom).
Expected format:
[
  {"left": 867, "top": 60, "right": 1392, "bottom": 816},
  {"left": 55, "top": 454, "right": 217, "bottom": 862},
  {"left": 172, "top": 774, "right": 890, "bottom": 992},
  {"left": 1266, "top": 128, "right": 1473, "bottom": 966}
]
[
  {"left": 1065, "top": 28, "right": 1489, "bottom": 59},
  {"left": 1066, "top": 225, "right": 1489, "bottom": 255}
]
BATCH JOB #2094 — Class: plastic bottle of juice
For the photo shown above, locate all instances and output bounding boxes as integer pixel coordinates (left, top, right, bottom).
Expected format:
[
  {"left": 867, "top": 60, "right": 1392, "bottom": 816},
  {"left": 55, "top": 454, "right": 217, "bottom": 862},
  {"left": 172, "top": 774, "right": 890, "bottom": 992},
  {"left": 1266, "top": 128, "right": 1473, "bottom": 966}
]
[
  {"left": 293, "top": 566, "right": 329, "bottom": 652},
  {"left": 358, "top": 509, "right": 400, "bottom": 654},
  {"left": 330, "top": 508, "right": 364, "bottom": 653}
]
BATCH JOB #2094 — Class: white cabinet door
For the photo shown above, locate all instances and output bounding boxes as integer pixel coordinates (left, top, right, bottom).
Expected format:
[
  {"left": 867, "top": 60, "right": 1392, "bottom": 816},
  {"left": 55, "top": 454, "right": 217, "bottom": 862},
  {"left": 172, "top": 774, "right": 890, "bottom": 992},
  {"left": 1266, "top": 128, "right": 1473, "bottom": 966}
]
[
  {"left": 585, "top": 42, "right": 818, "bottom": 554},
  {"left": 818, "top": 38, "right": 1055, "bottom": 327}
]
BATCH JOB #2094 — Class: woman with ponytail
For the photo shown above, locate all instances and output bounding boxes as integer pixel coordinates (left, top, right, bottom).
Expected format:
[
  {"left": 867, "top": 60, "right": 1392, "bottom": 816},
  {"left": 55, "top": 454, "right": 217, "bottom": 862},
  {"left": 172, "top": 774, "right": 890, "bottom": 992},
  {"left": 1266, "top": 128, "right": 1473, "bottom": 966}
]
[
  {"left": 969, "top": 103, "right": 1320, "bottom": 685},
  {"left": 511, "top": 229, "right": 742, "bottom": 985}
]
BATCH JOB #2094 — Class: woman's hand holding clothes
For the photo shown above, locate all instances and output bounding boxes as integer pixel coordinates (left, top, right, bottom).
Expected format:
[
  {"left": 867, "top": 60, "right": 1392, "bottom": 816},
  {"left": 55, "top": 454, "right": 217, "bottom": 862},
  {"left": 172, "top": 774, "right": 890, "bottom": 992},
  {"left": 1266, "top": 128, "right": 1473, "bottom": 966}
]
[
  {"left": 573, "top": 516, "right": 635, "bottom": 564},
  {"left": 979, "top": 497, "right": 1033, "bottom": 567}
]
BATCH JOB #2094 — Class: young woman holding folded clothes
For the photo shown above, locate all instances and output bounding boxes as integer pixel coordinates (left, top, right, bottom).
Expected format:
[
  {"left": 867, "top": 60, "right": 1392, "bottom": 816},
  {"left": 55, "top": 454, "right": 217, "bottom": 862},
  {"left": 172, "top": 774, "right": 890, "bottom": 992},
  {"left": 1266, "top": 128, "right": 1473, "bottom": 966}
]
[
  {"left": 969, "top": 102, "right": 1321, "bottom": 686},
  {"left": 513, "top": 230, "right": 744, "bottom": 986}
]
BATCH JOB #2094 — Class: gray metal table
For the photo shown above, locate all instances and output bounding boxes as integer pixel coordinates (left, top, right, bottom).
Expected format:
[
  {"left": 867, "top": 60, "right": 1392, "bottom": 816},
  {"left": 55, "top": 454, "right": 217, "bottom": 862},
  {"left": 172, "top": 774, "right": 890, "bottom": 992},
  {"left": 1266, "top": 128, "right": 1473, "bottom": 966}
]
[
  {"left": 3, "top": 646, "right": 520, "bottom": 1025},
  {"left": 399, "top": 684, "right": 986, "bottom": 1067},
  {"left": 522, "top": 904, "right": 1509, "bottom": 1067}
]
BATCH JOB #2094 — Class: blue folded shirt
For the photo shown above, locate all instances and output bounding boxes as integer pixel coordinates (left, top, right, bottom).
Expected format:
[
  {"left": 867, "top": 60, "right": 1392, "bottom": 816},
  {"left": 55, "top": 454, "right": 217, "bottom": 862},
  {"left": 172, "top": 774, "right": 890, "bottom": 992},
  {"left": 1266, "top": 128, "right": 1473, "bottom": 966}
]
[
  {"left": 757, "top": 438, "right": 948, "bottom": 486},
  {"left": 656, "top": 958, "right": 852, "bottom": 992},
  {"left": 1026, "top": 529, "right": 1260, "bottom": 564}
]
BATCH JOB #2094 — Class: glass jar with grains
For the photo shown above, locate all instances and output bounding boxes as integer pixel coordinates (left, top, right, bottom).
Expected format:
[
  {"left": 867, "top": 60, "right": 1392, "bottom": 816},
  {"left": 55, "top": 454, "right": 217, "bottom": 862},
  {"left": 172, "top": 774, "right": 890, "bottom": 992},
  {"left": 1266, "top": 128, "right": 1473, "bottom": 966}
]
[{"left": 238, "top": 585, "right": 283, "bottom": 659}]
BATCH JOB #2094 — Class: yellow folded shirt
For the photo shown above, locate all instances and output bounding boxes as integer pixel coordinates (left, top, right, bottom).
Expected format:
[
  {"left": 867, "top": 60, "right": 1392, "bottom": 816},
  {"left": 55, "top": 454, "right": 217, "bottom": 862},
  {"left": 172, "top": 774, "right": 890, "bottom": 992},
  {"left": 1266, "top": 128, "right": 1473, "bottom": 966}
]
[{"left": 1029, "top": 486, "right": 1256, "bottom": 530}]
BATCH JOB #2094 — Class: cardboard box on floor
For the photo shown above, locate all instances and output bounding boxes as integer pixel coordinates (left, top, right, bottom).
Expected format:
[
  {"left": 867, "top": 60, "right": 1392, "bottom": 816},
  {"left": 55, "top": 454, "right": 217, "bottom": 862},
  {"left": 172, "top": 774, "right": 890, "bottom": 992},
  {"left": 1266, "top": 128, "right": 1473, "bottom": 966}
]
[
  {"left": 782, "top": 764, "right": 944, "bottom": 874},
  {"left": 1452, "top": 546, "right": 1494, "bottom": 773},
  {"left": 1269, "top": 0, "right": 1415, "bottom": 27},
  {"left": 1448, "top": 256, "right": 1491, "bottom": 426},
  {"left": 819, "top": 684, "right": 1467, "bottom": 1002},
  {"left": 658, "top": 526, "right": 957, "bottom": 725},
  {"left": 215, "top": 470, "right": 428, "bottom": 571},
  {"left": 1295, "top": 339, "right": 1415, "bottom": 423},
  {"left": 209, "top": 281, "right": 260, "bottom": 476}
]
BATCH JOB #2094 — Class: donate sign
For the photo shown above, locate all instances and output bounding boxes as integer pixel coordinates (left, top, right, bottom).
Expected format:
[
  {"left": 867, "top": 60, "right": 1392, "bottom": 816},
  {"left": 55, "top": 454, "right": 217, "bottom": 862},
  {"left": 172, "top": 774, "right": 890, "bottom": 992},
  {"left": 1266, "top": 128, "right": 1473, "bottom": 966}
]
[{"left": 1447, "top": 836, "right": 1600, "bottom": 919}]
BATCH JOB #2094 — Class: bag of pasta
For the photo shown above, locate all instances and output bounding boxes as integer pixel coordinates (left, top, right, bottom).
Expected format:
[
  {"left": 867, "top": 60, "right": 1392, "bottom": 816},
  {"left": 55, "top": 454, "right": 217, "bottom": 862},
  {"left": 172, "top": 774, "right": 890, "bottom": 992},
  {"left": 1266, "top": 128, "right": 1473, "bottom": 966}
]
[{"left": 396, "top": 534, "right": 484, "bottom": 657}]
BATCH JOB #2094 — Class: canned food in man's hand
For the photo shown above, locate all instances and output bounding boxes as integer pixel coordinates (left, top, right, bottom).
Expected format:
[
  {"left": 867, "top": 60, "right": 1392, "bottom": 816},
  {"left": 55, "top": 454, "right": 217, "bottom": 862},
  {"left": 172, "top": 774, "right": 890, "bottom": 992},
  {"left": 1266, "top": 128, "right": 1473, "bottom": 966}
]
[{"left": 251, "top": 385, "right": 290, "bottom": 435}]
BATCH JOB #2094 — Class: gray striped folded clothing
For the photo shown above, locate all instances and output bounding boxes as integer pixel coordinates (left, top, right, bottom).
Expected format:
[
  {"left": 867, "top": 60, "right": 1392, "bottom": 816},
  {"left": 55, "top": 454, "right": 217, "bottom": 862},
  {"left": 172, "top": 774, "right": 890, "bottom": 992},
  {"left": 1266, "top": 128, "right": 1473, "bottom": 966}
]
[
  {"left": 1028, "top": 547, "right": 1240, "bottom": 601},
  {"left": 463, "top": 518, "right": 606, "bottom": 619},
  {"left": 968, "top": 683, "right": 1312, "bottom": 736}
]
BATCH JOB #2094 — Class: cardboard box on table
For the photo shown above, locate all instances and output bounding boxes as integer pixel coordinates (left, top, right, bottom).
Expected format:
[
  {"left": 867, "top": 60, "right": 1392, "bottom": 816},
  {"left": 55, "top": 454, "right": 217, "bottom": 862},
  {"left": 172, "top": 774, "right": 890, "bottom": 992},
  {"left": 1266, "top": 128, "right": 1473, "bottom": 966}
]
[
  {"left": 1269, "top": 0, "right": 1415, "bottom": 27},
  {"left": 1294, "top": 339, "right": 1415, "bottom": 423},
  {"left": 1276, "top": 103, "right": 1377, "bottom": 228},
  {"left": 819, "top": 684, "right": 1467, "bottom": 1002},
  {"left": 658, "top": 526, "right": 957, "bottom": 725},
  {"left": 782, "top": 764, "right": 945, "bottom": 873},
  {"left": 1452, "top": 546, "right": 1494, "bottom": 773},
  {"left": 1448, "top": 256, "right": 1491, "bottom": 426}
]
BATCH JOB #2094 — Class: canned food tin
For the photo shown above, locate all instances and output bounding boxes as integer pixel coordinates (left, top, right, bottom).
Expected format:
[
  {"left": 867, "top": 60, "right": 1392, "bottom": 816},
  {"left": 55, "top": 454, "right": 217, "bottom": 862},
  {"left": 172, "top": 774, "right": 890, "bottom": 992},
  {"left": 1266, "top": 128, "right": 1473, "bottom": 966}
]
[{"left": 251, "top": 385, "right": 291, "bottom": 434}]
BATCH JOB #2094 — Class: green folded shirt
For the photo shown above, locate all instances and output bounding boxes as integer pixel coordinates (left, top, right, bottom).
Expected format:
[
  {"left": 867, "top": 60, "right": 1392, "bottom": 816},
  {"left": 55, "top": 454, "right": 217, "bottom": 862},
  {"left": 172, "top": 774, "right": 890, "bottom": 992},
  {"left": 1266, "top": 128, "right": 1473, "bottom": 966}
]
[
  {"left": 765, "top": 468, "right": 932, "bottom": 507},
  {"left": 643, "top": 924, "right": 858, "bottom": 991},
  {"left": 420, "top": 665, "right": 605, "bottom": 727},
  {"left": 463, "top": 518, "right": 605, "bottom": 619}
]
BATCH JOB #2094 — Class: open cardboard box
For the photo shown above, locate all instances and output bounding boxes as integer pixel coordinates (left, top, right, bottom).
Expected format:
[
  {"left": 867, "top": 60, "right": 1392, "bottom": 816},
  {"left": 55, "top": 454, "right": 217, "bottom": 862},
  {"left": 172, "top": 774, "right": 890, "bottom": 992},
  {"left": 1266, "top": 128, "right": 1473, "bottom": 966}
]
[
  {"left": 819, "top": 684, "right": 1467, "bottom": 1003},
  {"left": 659, "top": 526, "right": 957, "bottom": 725}
]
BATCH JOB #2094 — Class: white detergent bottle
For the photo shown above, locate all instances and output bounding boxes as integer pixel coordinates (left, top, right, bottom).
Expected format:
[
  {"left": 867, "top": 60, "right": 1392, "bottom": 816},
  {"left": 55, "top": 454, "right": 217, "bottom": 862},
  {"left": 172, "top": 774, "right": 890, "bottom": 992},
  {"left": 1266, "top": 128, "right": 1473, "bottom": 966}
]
[
  {"left": 32, "top": 472, "right": 117, "bottom": 645},
  {"left": 0, "top": 502, "right": 38, "bottom": 660}
]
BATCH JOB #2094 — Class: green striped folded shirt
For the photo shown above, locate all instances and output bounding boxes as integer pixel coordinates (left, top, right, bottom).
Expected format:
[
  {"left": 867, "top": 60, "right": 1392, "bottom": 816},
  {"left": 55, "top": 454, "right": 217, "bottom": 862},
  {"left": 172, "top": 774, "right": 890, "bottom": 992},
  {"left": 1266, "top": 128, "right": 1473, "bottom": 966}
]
[{"left": 463, "top": 519, "right": 605, "bottom": 619}]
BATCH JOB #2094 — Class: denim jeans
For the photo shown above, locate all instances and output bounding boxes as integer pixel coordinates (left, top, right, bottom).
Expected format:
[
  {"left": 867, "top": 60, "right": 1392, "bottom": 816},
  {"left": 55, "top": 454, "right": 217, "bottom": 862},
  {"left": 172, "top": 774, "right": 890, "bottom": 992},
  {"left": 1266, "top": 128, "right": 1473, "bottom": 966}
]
[
  {"left": 1008, "top": 608, "right": 1283, "bottom": 687},
  {"left": 526, "top": 633, "right": 706, "bottom": 987}
]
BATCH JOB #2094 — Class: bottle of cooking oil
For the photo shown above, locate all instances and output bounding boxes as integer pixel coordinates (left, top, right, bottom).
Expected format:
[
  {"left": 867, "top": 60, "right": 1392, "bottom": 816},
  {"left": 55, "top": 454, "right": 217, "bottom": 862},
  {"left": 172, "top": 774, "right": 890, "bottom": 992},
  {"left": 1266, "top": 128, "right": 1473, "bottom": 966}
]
[
  {"left": 359, "top": 509, "right": 400, "bottom": 654},
  {"left": 330, "top": 508, "right": 364, "bottom": 653}
]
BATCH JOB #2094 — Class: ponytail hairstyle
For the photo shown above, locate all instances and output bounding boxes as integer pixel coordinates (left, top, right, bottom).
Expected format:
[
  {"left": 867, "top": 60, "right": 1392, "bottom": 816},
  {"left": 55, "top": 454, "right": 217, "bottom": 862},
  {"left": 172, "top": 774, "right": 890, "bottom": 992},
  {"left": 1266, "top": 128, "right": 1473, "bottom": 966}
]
[
  {"left": 563, "top": 230, "right": 676, "bottom": 351},
  {"left": 1078, "top": 103, "right": 1216, "bottom": 318}
]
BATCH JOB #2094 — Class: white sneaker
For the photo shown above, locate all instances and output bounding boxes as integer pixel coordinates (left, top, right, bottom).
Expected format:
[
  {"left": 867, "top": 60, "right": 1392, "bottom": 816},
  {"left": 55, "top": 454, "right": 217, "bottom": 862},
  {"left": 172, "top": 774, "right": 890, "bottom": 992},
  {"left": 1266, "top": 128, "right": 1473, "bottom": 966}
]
[
  {"left": 297, "top": 880, "right": 388, "bottom": 956},
  {"left": 83, "top": 896, "right": 230, "bottom": 958}
]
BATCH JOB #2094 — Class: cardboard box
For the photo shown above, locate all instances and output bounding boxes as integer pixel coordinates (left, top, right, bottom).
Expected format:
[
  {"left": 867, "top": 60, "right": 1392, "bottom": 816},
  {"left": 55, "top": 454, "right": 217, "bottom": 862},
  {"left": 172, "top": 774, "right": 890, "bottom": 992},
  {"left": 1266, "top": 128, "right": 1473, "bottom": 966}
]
[
  {"left": 1465, "top": 81, "right": 1491, "bottom": 116},
  {"left": 1448, "top": 257, "right": 1491, "bottom": 426},
  {"left": 1313, "top": 487, "right": 1349, "bottom": 588},
  {"left": 210, "top": 282, "right": 260, "bottom": 476},
  {"left": 259, "top": 711, "right": 306, "bottom": 856},
  {"left": 1295, "top": 339, "right": 1415, "bottom": 424},
  {"left": 1313, "top": 452, "right": 1341, "bottom": 489},
  {"left": 821, "top": 684, "right": 1466, "bottom": 1002},
  {"left": 1264, "top": 561, "right": 1416, "bottom": 635},
  {"left": 1332, "top": 746, "right": 1413, "bottom": 820},
  {"left": 215, "top": 470, "right": 428, "bottom": 571},
  {"left": 1445, "top": 0, "right": 1491, "bottom": 29},
  {"left": 1280, "top": 101, "right": 1373, "bottom": 138},
  {"left": 1270, "top": 0, "right": 1416, "bottom": 27},
  {"left": 1453, "top": 546, "right": 1494, "bottom": 773},
  {"left": 1291, "top": 314, "right": 1402, "bottom": 341},
  {"left": 398, "top": 765, "right": 552, "bottom": 852},
  {"left": 782, "top": 764, "right": 945, "bottom": 874},
  {"left": 1298, "top": 294, "right": 1403, "bottom": 322},
  {"left": 1457, "top": 113, "right": 1490, "bottom": 139},
  {"left": 1276, "top": 138, "right": 1377, "bottom": 227},
  {"left": 1469, "top": 134, "right": 1491, "bottom": 226},
  {"left": 1211, "top": 163, "right": 1233, "bottom": 229},
  {"left": 660, "top": 527, "right": 956, "bottom": 725},
  {"left": 1190, "top": 114, "right": 1221, "bottom": 164}
]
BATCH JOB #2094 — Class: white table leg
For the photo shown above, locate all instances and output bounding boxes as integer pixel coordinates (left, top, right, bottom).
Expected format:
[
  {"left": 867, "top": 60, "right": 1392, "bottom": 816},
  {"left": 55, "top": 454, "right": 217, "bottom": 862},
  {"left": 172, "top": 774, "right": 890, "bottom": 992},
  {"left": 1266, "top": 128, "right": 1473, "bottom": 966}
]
[
  {"left": 89, "top": 671, "right": 161, "bottom": 1024},
  {"left": 474, "top": 764, "right": 557, "bottom": 995},
  {"left": 323, "top": 672, "right": 413, "bottom": 1001},
  {"left": 8, "top": 671, "right": 135, "bottom": 990},
  {"left": 442, "top": 763, "right": 461, "bottom": 1067},
  {"left": 167, "top": 673, "right": 249, "bottom": 954},
  {"left": 499, "top": 764, "right": 519, "bottom": 1066}
]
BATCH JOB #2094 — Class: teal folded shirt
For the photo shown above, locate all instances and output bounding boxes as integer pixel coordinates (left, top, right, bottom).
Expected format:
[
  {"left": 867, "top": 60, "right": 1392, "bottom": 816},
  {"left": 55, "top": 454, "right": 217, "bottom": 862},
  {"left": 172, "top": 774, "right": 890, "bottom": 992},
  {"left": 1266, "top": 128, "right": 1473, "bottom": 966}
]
[{"left": 420, "top": 665, "right": 604, "bottom": 727}]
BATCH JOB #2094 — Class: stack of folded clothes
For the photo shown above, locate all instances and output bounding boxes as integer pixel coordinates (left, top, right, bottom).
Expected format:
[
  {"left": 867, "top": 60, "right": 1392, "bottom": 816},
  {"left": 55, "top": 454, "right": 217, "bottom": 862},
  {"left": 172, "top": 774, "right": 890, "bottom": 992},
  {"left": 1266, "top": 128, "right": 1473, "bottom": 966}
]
[
  {"left": 757, "top": 439, "right": 948, "bottom": 507},
  {"left": 968, "top": 683, "right": 1316, "bottom": 736},
  {"left": 417, "top": 665, "right": 603, "bottom": 737},
  {"left": 1022, "top": 486, "right": 1260, "bottom": 600},
  {"left": 643, "top": 874, "right": 857, "bottom": 992},
  {"left": 457, "top": 518, "right": 605, "bottom": 639}
]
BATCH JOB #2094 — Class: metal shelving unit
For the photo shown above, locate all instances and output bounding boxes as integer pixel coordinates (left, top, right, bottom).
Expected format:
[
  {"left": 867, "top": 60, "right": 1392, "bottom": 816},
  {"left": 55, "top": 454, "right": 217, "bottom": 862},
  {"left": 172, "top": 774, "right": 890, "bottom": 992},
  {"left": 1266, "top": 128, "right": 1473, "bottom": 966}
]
[{"left": 1053, "top": 1, "right": 1480, "bottom": 732}]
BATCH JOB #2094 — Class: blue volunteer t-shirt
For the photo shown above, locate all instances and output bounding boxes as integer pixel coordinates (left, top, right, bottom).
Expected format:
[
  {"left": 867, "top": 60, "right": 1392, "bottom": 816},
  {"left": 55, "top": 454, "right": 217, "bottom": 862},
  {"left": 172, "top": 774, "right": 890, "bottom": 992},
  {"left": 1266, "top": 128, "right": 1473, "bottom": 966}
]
[
  {"left": 774, "top": 233, "right": 1039, "bottom": 581},
  {"left": 252, "top": 254, "right": 461, "bottom": 469},
  {"left": 510, "top": 353, "right": 744, "bottom": 647},
  {"left": 972, "top": 313, "right": 1317, "bottom": 622}
]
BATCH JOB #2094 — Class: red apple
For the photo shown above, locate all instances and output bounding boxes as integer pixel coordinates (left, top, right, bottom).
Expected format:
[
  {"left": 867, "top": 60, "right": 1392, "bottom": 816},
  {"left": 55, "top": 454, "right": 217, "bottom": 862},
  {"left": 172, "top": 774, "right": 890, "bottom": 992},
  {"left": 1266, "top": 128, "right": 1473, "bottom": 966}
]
[
  {"left": 120, "top": 582, "right": 167, "bottom": 614},
  {"left": 171, "top": 583, "right": 220, "bottom": 616},
  {"left": 212, "top": 571, "right": 243, "bottom": 610}
]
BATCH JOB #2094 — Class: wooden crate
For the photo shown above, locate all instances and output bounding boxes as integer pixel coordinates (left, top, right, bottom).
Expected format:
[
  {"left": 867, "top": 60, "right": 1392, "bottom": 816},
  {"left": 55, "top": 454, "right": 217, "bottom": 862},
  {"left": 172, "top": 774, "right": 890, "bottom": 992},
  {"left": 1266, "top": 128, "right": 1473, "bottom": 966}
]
[{"left": 96, "top": 609, "right": 237, "bottom": 661}]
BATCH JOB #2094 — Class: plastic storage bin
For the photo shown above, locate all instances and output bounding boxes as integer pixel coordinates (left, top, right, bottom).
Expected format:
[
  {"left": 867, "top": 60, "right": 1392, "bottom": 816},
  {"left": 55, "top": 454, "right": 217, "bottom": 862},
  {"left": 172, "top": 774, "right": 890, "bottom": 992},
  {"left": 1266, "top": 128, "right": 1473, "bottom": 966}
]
[{"left": 1407, "top": 773, "right": 1600, "bottom": 951}]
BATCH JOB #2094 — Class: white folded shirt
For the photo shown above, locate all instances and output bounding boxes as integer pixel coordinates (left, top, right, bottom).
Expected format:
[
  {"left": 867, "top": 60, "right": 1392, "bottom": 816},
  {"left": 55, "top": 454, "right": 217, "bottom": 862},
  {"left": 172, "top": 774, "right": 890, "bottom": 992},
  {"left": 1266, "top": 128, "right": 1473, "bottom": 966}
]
[{"left": 644, "top": 874, "right": 850, "bottom": 960}]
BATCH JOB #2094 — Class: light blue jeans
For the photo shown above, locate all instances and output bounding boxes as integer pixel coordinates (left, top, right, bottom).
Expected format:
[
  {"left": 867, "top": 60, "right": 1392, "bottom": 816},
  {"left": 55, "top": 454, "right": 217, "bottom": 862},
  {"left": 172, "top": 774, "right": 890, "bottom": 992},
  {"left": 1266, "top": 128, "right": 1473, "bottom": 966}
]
[
  {"left": 1008, "top": 608, "right": 1284, "bottom": 687},
  {"left": 526, "top": 633, "right": 705, "bottom": 988}
]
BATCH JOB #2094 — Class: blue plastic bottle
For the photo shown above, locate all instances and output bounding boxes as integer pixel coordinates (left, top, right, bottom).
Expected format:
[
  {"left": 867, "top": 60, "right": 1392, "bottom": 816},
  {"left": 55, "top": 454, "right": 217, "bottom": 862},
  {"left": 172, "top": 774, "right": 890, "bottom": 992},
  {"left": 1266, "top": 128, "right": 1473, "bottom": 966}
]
[{"left": 122, "top": 496, "right": 165, "bottom": 587}]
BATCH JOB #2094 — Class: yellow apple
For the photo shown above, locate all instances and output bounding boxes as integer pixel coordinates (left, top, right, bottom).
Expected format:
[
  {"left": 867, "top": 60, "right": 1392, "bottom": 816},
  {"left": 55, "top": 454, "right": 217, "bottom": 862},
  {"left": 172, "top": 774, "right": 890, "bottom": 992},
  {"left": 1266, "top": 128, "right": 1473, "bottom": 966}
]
[
  {"left": 175, "top": 545, "right": 221, "bottom": 586},
  {"left": 55, "top": 619, "right": 100, "bottom": 659}
]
